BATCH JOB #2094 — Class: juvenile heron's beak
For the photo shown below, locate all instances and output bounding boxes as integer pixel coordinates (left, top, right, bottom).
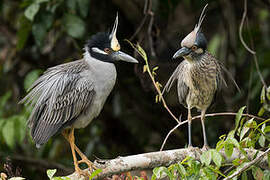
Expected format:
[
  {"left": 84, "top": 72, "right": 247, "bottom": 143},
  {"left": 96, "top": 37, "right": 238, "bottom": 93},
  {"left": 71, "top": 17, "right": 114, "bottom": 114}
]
[
  {"left": 173, "top": 47, "right": 191, "bottom": 59},
  {"left": 112, "top": 51, "right": 138, "bottom": 63}
]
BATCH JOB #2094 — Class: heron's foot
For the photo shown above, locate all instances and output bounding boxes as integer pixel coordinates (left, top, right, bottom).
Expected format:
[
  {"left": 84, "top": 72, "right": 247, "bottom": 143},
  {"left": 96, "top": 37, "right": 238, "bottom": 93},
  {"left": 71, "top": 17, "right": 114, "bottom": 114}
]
[
  {"left": 202, "top": 144, "right": 210, "bottom": 151},
  {"left": 78, "top": 157, "right": 97, "bottom": 173},
  {"left": 74, "top": 161, "right": 89, "bottom": 177},
  {"left": 188, "top": 144, "right": 194, "bottom": 150}
]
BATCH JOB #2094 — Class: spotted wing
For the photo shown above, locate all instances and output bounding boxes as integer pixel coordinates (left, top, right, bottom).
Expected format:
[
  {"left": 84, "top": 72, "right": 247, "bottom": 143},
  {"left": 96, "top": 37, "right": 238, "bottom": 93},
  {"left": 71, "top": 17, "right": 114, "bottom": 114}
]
[{"left": 20, "top": 60, "right": 95, "bottom": 146}]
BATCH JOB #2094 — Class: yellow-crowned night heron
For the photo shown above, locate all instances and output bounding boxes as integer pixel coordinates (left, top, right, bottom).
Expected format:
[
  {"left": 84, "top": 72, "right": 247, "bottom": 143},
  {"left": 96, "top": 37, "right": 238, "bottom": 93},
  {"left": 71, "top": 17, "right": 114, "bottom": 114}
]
[
  {"left": 163, "top": 4, "right": 226, "bottom": 149},
  {"left": 20, "top": 14, "right": 138, "bottom": 176}
]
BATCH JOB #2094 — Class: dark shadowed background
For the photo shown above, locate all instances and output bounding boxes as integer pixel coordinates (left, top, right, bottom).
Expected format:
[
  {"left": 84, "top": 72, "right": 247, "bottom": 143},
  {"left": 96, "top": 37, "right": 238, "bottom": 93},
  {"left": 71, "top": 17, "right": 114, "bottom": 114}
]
[{"left": 0, "top": 0, "right": 270, "bottom": 179}]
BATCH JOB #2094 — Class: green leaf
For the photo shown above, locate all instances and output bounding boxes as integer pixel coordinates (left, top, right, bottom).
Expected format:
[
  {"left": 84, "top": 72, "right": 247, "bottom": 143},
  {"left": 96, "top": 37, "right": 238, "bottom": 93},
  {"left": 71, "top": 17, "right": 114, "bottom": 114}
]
[
  {"left": 216, "top": 139, "right": 224, "bottom": 152},
  {"left": 200, "top": 150, "right": 212, "bottom": 166},
  {"left": 47, "top": 169, "right": 57, "bottom": 179},
  {"left": 16, "top": 16, "right": 32, "bottom": 50},
  {"left": 15, "top": 116, "right": 27, "bottom": 144},
  {"left": 264, "top": 170, "right": 270, "bottom": 180},
  {"left": 136, "top": 43, "right": 147, "bottom": 61},
  {"left": 176, "top": 163, "right": 186, "bottom": 177},
  {"left": 77, "top": 0, "right": 90, "bottom": 18},
  {"left": 24, "top": 3, "right": 40, "bottom": 21},
  {"left": 224, "top": 142, "right": 234, "bottom": 158},
  {"left": 32, "top": 23, "right": 47, "bottom": 47},
  {"left": 259, "top": 124, "right": 266, "bottom": 147},
  {"left": 39, "top": 11, "right": 54, "bottom": 30},
  {"left": 66, "top": 0, "right": 77, "bottom": 12},
  {"left": 2, "top": 120, "right": 15, "bottom": 148},
  {"left": 240, "top": 118, "right": 253, "bottom": 140},
  {"left": 211, "top": 150, "right": 222, "bottom": 168},
  {"left": 241, "top": 171, "right": 248, "bottom": 180},
  {"left": 63, "top": 14, "right": 85, "bottom": 39},
  {"left": 152, "top": 167, "right": 172, "bottom": 179},
  {"left": 24, "top": 69, "right": 42, "bottom": 91},
  {"left": 235, "top": 106, "right": 246, "bottom": 133},
  {"left": 252, "top": 166, "right": 264, "bottom": 180},
  {"left": 88, "top": 169, "right": 102, "bottom": 180}
]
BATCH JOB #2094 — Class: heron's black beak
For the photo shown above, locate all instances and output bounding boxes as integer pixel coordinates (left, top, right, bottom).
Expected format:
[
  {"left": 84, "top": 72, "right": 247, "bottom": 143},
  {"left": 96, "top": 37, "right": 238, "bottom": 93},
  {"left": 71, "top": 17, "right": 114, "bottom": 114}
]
[
  {"left": 112, "top": 51, "right": 138, "bottom": 63},
  {"left": 173, "top": 47, "right": 191, "bottom": 59}
]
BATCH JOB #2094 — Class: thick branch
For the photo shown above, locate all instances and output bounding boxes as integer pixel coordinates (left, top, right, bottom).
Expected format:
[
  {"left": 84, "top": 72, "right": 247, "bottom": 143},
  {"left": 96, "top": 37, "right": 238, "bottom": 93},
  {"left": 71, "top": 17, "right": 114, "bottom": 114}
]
[{"left": 67, "top": 148, "right": 269, "bottom": 180}]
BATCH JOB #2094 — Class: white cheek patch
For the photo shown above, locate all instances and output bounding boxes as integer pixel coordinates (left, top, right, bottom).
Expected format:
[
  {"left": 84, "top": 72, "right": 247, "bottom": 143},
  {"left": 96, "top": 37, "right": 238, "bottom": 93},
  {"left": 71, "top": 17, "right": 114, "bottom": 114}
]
[
  {"left": 195, "top": 48, "right": 203, "bottom": 54},
  {"left": 91, "top": 47, "right": 108, "bottom": 55}
]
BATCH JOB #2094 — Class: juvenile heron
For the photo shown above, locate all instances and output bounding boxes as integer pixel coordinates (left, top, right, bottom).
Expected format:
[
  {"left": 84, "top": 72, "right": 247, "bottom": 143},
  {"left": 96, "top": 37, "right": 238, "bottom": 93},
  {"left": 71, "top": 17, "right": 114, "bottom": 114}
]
[
  {"left": 20, "top": 14, "right": 138, "bottom": 176},
  {"left": 163, "top": 4, "right": 227, "bottom": 149}
]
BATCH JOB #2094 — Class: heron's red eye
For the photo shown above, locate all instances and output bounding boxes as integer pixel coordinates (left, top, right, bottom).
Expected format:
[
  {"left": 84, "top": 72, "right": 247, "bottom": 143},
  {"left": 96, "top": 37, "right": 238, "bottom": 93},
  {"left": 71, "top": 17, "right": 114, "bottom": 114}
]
[
  {"left": 104, "top": 48, "right": 111, "bottom": 54},
  {"left": 191, "top": 45, "right": 198, "bottom": 51}
]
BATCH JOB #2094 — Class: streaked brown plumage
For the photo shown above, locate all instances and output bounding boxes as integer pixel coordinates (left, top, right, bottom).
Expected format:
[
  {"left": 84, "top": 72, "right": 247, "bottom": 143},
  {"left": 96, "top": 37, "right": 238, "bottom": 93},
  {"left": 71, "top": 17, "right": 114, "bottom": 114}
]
[{"left": 163, "top": 4, "right": 227, "bottom": 149}]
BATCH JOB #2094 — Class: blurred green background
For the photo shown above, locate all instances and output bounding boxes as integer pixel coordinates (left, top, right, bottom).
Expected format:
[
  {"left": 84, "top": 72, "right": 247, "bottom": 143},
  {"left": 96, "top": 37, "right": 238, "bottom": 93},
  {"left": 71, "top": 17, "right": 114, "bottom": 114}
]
[{"left": 0, "top": 0, "right": 269, "bottom": 179}]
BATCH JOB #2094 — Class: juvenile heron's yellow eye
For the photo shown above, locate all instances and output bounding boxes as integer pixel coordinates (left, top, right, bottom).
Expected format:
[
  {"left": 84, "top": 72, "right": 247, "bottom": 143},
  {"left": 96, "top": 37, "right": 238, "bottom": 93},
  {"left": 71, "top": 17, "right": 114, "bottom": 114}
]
[{"left": 191, "top": 45, "right": 198, "bottom": 51}]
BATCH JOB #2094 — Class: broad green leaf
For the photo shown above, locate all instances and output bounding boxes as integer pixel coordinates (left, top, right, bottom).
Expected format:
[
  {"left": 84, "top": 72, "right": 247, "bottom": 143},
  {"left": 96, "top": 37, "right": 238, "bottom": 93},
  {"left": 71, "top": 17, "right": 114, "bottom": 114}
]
[
  {"left": 32, "top": 23, "right": 47, "bottom": 47},
  {"left": 224, "top": 142, "right": 234, "bottom": 158},
  {"left": 66, "top": 0, "right": 77, "bottom": 12},
  {"left": 208, "top": 34, "right": 221, "bottom": 56},
  {"left": 240, "top": 118, "right": 253, "bottom": 140},
  {"left": 264, "top": 170, "right": 270, "bottom": 180},
  {"left": 152, "top": 167, "right": 171, "bottom": 179},
  {"left": 176, "top": 163, "right": 186, "bottom": 176},
  {"left": 24, "top": 69, "right": 42, "bottom": 91},
  {"left": 227, "top": 137, "right": 240, "bottom": 148},
  {"left": 2, "top": 120, "right": 15, "bottom": 148},
  {"left": 24, "top": 3, "right": 40, "bottom": 21},
  {"left": 78, "top": 0, "right": 90, "bottom": 18},
  {"left": 216, "top": 139, "right": 224, "bottom": 152},
  {"left": 264, "top": 126, "right": 270, "bottom": 133},
  {"left": 9, "top": 178, "right": 25, "bottom": 180},
  {"left": 241, "top": 171, "right": 248, "bottom": 180},
  {"left": 252, "top": 166, "right": 263, "bottom": 180},
  {"left": 234, "top": 106, "right": 246, "bottom": 133},
  {"left": 200, "top": 150, "right": 211, "bottom": 166},
  {"left": 202, "top": 167, "right": 216, "bottom": 180},
  {"left": 211, "top": 150, "right": 222, "bottom": 167},
  {"left": 39, "top": 11, "right": 54, "bottom": 29},
  {"left": 63, "top": 14, "right": 85, "bottom": 39},
  {"left": 88, "top": 169, "right": 102, "bottom": 180},
  {"left": 15, "top": 116, "right": 27, "bottom": 144},
  {"left": 0, "top": 91, "right": 11, "bottom": 111},
  {"left": 47, "top": 169, "right": 57, "bottom": 179},
  {"left": 16, "top": 16, "right": 32, "bottom": 50}
]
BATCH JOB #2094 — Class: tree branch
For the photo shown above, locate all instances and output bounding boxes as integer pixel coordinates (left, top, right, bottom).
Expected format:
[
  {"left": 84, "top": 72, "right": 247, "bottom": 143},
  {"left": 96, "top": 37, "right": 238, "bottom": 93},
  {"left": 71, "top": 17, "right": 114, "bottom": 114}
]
[
  {"left": 223, "top": 148, "right": 270, "bottom": 180},
  {"left": 66, "top": 148, "right": 270, "bottom": 179}
]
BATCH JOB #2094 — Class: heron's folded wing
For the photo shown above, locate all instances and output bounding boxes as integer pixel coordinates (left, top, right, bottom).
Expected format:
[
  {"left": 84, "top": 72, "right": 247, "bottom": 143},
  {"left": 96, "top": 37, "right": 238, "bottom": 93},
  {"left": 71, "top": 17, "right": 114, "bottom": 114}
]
[{"left": 20, "top": 60, "right": 95, "bottom": 146}]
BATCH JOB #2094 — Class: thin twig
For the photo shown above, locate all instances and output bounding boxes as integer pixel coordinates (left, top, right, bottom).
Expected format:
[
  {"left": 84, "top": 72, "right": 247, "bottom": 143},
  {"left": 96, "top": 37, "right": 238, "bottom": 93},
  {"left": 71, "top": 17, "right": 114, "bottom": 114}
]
[
  {"left": 129, "top": 0, "right": 149, "bottom": 41},
  {"left": 246, "top": 19, "right": 268, "bottom": 88},
  {"left": 160, "top": 112, "right": 265, "bottom": 151},
  {"left": 147, "top": 0, "right": 156, "bottom": 57},
  {"left": 223, "top": 148, "right": 270, "bottom": 180},
  {"left": 239, "top": 0, "right": 256, "bottom": 54}
]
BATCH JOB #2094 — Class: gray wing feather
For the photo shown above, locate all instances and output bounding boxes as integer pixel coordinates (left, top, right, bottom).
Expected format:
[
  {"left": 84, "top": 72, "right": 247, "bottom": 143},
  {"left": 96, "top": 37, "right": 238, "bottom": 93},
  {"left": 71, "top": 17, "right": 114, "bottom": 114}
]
[
  {"left": 20, "top": 60, "right": 95, "bottom": 146},
  {"left": 162, "top": 61, "right": 189, "bottom": 107}
]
